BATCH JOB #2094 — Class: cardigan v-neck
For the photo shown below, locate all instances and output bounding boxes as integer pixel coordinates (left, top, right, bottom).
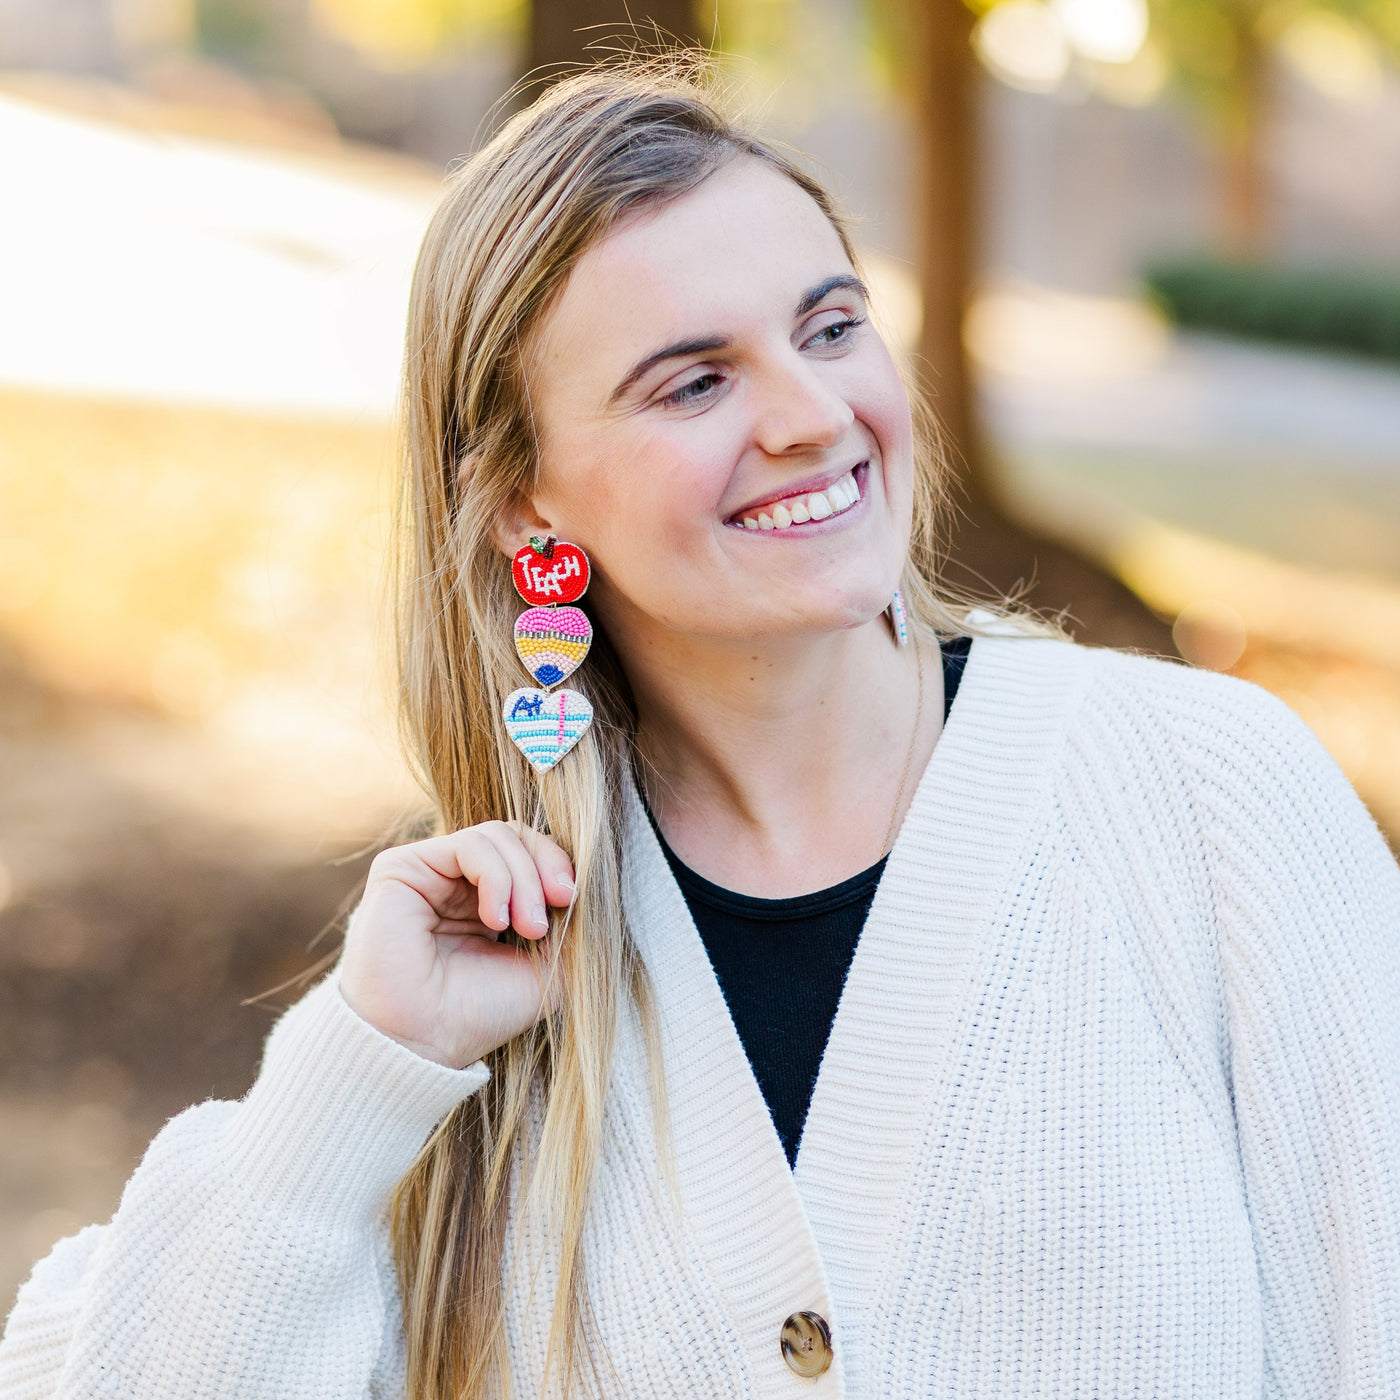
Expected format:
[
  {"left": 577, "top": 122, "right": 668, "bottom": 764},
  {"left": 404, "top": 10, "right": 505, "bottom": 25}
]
[
  {"left": 617, "top": 632, "right": 1097, "bottom": 1393},
  {"left": 661, "top": 853, "right": 888, "bottom": 1167},
  {"left": 654, "top": 635, "right": 972, "bottom": 1167}
]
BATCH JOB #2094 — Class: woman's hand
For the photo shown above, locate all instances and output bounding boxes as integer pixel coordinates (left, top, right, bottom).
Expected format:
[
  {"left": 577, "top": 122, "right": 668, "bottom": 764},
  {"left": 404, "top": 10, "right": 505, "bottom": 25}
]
[{"left": 338, "top": 823, "right": 576, "bottom": 1069}]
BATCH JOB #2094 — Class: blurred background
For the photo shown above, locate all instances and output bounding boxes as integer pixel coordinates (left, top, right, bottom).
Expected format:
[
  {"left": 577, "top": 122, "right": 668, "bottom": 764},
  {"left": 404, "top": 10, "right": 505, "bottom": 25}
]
[{"left": 1, "top": 0, "right": 1398, "bottom": 1308}]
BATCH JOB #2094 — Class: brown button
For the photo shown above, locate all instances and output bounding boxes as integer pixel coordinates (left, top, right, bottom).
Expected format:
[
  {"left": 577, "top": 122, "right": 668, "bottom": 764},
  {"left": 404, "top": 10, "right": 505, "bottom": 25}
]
[{"left": 780, "top": 1310, "right": 832, "bottom": 1378}]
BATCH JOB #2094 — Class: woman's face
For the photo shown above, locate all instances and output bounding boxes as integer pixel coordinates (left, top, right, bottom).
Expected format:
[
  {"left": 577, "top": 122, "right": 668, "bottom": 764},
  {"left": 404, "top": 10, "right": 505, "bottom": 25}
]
[{"left": 519, "top": 155, "right": 915, "bottom": 649}]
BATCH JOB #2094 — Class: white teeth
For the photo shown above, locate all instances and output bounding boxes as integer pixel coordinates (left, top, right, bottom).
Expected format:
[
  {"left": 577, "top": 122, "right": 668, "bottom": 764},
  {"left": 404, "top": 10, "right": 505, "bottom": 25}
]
[{"left": 734, "top": 467, "right": 863, "bottom": 531}]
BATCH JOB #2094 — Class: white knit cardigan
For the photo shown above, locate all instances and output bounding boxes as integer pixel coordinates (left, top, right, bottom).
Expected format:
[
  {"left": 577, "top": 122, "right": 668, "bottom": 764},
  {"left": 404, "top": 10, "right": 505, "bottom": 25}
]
[{"left": 3, "top": 635, "right": 1399, "bottom": 1399}]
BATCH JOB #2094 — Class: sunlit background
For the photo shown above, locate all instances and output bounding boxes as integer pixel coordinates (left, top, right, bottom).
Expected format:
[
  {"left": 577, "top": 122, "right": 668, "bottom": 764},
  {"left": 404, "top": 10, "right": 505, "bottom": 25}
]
[{"left": 2, "top": 0, "right": 1398, "bottom": 1306}]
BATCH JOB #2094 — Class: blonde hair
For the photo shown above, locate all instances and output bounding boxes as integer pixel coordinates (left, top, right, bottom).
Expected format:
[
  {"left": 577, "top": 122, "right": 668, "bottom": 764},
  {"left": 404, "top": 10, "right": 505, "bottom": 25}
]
[{"left": 388, "top": 56, "right": 1044, "bottom": 1400}]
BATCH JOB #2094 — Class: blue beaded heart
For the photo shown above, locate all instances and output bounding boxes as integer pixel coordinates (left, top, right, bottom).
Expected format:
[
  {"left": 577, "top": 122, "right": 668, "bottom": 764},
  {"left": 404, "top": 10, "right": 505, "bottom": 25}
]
[{"left": 502, "top": 687, "right": 594, "bottom": 773}]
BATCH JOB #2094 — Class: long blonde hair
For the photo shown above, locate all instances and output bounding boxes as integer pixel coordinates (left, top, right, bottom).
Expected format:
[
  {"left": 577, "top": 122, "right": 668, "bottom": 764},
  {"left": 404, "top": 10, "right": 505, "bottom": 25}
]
[{"left": 388, "top": 56, "right": 1037, "bottom": 1400}]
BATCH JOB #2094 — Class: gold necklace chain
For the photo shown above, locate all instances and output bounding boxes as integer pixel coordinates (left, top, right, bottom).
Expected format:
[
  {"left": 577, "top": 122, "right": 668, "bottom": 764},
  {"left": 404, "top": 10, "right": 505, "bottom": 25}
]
[{"left": 879, "top": 636, "right": 925, "bottom": 858}]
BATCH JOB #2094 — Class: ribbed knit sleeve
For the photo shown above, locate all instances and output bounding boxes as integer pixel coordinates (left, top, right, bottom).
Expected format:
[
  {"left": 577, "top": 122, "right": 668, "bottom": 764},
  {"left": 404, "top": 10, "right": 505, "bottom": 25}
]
[
  {"left": 0, "top": 974, "right": 489, "bottom": 1400},
  {"left": 1178, "top": 678, "right": 1400, "bottom": 1398}
]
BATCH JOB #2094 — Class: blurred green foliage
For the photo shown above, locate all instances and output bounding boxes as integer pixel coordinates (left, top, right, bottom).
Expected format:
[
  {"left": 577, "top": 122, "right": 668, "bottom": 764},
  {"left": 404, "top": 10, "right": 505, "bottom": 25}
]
[
  {"left": 195, "top": 0, "right": 290, "bottom": 68},
  {"left": 1145, "top": 257, "right": 1400, "bottom": 361},
  {"left": 1152, "top": 0, "right": 1396, "bottom": 124}
]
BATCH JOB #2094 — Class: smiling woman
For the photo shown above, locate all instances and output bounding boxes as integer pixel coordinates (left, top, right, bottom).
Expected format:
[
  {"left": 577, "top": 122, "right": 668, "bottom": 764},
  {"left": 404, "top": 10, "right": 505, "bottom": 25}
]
[{"left": 3, "top": 58, "right": 1398, "bottom": 1400}]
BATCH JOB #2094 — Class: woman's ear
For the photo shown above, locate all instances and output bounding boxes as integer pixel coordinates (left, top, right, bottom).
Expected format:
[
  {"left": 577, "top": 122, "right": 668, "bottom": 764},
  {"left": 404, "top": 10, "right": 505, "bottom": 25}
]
[{"left": 490, "top": 491, "right": 556, "bottom": 560}]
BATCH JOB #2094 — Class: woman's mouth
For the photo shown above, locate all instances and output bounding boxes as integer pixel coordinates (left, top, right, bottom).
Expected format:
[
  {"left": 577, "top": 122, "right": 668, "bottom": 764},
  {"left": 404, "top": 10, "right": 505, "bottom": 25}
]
[{"left": 727, "top": 462, "right": 866, "bottom": 532}]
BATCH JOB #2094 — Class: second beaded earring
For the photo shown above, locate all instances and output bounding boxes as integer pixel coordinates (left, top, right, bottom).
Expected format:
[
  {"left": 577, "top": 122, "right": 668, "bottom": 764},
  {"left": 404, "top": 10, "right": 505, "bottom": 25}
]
[
  {"left": 502, "top": 536, "right": 595, "bottom": 773},
  {"left": 887, "top": 588, "right": 909, "bottom": 647}
]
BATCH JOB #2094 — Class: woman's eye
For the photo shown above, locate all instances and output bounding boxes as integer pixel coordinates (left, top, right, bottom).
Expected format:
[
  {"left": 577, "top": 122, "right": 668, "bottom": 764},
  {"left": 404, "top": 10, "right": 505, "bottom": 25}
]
[
  {"left": 661, "top": 372, "right": 723, "bottom": 407},
  {"left": 807, "top": 315, "right": 866, "bottom": 349}
]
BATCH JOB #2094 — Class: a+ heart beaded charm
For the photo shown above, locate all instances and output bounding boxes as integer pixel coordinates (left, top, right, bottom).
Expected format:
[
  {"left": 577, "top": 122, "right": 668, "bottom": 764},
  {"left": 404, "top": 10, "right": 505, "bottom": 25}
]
[{"left": 502, "top": 536, "right": 595, "bottom": 773}]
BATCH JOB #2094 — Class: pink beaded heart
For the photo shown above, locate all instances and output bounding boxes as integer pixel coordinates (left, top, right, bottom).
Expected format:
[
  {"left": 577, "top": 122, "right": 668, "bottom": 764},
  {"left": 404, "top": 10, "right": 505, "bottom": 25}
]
[{"left": 513, "top": 605, "right": 592, "bottom": 688}]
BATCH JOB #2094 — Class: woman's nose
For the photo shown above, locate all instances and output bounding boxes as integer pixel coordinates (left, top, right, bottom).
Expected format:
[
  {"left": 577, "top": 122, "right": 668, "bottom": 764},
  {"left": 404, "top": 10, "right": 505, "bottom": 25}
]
[{"left": 751, "top": 355, "right": 855, "bottom": 456}]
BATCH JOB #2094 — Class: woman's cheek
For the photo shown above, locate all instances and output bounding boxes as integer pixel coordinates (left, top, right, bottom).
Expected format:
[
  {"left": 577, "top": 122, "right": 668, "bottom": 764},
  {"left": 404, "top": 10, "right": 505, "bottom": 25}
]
[
  {"left": 581, "top": 461, "right": 710, "bottom": 592},
  {"left": 861, "top": 372, "right": 914, "bottom": 452},
  {"left": 551, "top": 443, "right": 660, "bottom": 543},
  {"left": 635, "top": 437, "right": 742, "bottom": 538}
]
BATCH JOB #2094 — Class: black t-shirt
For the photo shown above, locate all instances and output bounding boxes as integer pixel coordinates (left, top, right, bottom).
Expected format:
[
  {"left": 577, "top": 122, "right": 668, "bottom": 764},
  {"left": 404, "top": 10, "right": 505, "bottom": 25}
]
[{"left": 653, "top": 635, "right": 971, "bottom": 1166}]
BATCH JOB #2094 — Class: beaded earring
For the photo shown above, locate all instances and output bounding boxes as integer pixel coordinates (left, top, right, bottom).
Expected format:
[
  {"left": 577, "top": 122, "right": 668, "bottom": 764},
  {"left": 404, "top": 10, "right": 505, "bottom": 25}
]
[
  {"left": 502, "top": 536, "right": 595, "bottom": 773},
  {"left": 887, "top": 588, "right": 910, "bottom": 647}
]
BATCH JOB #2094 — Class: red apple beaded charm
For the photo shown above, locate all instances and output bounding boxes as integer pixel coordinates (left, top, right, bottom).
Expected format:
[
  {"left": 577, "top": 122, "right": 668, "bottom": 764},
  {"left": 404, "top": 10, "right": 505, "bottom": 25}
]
[
  {"left": 511, "top": 536, "right": 589, "bottom": 606},
  {"left": 503, "top": 537, "right": 595, "bottom": 773}
]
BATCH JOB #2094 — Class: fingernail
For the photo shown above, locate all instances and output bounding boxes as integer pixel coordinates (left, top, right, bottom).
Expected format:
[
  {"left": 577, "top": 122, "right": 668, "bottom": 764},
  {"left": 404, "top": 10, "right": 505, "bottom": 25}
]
[
  {"left": 559, "top": 874, "right": 575, "bottom": 895},
  {"left": 531, "top": 905, "right": 548, "bottom": 930},
  {"left": 497, "top": 903, "right": 511, "bottom": 926}
]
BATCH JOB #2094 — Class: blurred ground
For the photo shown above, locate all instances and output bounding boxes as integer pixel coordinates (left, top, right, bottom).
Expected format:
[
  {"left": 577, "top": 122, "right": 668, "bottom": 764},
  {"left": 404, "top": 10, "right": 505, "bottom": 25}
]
[
  {"left": 0, "top": 389, "right": 413, "bottom": 823},
  {"left": 0, "top": 393, "right": 419, "bottom": 1301},
  {"left": 0, "top": 643, "right": 377, "bottom": 1289}
]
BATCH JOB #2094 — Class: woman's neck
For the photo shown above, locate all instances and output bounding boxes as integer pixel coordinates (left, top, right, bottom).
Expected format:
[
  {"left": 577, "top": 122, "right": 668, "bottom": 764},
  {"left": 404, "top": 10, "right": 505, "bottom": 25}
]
[{"left": 618, "top": 614, "right": 943, "bottom": 897}]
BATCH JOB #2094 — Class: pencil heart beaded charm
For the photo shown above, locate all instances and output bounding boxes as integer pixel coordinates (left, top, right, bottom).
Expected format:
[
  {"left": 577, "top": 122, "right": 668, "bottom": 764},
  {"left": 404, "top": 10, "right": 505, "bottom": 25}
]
[
  {"left": 514, "top": 605, "right": 591, "bottom": 686},
  {"left": 503, "top": 537, "right": 595, "bottom": 772}
]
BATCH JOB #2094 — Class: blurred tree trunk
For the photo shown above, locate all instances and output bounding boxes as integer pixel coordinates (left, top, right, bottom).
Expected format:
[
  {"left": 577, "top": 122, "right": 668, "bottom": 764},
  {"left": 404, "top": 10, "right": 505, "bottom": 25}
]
[
  {"left": 1219, "top": 13, "right": 1269, "bottom": 257},
  {"left": 529, "top": 0, "right": 705, "bottom": 73},
  {"left": 913, "top": 0, "right": 1175, "bottom": 653}
]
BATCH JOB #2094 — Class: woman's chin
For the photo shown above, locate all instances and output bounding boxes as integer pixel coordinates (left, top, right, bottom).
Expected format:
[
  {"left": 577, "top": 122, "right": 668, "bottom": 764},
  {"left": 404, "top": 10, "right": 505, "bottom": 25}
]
[
  {"left": 740, "top": 590, "right": 901, "bottom": 641},
  {"left": 812, "top": 576, "right": 905, "bottom": 629}
]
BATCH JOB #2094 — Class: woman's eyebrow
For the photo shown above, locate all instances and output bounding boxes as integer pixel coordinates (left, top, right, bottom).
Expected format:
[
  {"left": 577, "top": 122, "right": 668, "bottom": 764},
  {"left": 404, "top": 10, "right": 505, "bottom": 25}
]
[
  {"left": 794, "top": 273, "right": 869, "bottom": 317},
  {"left": 606, "top": 275, "right": 869, "bottom": 407}
]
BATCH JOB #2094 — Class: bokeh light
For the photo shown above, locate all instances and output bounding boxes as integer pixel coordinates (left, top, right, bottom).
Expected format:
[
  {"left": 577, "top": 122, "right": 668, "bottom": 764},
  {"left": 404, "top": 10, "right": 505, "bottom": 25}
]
[
  {"left": 1278, "top": 11, "right": 1386, "bottom": 105},
  {"left": 1051, "top": 0, "right": 1148, "bottom": 64},
  {"left": 1171, "top": 597, "right": 1247, "bottom": 670},
  {"left": 974, "top": 1, "right": 1072, "bottom": 93}
]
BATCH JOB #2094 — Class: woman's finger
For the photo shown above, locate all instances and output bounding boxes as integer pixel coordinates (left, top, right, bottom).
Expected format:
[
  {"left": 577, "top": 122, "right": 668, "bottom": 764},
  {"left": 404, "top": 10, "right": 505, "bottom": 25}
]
[
  {"left": 474, "top": 825, "right": 552, "bottom": 939},
  {"left": 404, "top": 829, "right": 517, "bottom": 932},
  {"left": 515, "top": 826, "right": 578, "bottom": 906},
  {"left": 372, "top": 824, "right": 564, "bottom": 939}
]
